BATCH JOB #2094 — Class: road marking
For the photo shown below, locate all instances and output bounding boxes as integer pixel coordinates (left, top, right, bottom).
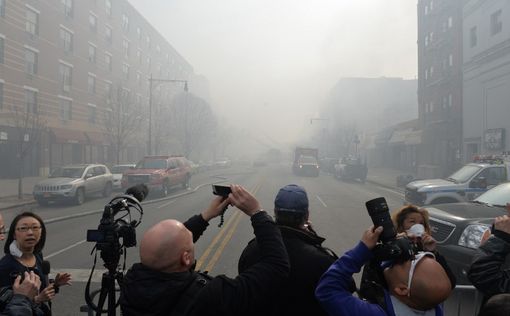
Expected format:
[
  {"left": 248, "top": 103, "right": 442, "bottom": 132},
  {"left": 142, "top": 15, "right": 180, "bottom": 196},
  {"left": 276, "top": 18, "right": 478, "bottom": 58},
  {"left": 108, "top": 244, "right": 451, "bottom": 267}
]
[
  {"left": 157, "top": 199, "right": 176, "bottom": 209},
  {"left": 45, "top": 240, "right": 87, "bottom": 259},
  {"left": 316, "top": 195, "right": 328, "bottom": 208},
  {"left": 204, "top": 211, "right": 243, "bottom": 272},
  {"left": 377, "top": 186, "right": 404, "bottom": 197}
]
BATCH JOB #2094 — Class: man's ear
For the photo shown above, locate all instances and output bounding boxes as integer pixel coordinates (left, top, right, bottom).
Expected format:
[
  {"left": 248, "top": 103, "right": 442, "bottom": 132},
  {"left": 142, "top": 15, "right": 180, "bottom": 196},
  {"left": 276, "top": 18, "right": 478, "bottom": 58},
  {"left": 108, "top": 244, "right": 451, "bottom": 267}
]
[{"left": 181, "top": 251, "right": 192, "bottom": 267}]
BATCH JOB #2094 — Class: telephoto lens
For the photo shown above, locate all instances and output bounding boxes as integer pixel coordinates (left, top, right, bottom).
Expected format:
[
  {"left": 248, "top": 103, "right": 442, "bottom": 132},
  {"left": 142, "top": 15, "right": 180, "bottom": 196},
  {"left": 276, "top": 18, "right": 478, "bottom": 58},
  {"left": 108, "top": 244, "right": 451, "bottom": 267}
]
[{"left": 365, "top": 197, "right": 397, "bottom": 243}]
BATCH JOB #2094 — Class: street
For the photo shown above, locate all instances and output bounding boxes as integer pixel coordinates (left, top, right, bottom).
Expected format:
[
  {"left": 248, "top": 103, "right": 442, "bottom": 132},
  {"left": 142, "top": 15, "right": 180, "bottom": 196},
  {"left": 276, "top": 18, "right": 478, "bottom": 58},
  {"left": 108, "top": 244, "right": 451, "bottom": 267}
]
[{"left": 3, "top": 163, "right": 404, "bottom": 315}]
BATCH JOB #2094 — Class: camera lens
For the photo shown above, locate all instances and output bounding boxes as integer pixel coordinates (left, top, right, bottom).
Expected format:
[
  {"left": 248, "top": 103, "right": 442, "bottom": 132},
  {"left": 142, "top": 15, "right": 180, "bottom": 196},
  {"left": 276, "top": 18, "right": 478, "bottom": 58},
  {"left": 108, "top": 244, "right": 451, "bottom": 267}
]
[{"left": 365, "top": 197, "right": 397, "bottom": 243}]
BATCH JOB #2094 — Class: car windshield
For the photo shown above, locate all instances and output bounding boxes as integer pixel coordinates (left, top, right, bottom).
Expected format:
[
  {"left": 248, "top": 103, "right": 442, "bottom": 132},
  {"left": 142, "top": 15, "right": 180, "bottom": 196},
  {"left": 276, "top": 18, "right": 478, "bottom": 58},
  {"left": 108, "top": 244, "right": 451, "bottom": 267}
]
[
  {"left": 136, "top": 159, "right": 167, "bottom": 169},
  {"left": 50, "top": 167, "right": 85, "bottom": 178},
  {"left": 299, "top": 156, "right": 317, "bottom": 164},
  {"left": 475, "top": 183, "right": 510, "bottom": 207},
  {"left": 111, "top": 166, "right": 134, "bottom": 174},
  {"left": 447, "top": 165, "right": 482, "bottom": 183}
]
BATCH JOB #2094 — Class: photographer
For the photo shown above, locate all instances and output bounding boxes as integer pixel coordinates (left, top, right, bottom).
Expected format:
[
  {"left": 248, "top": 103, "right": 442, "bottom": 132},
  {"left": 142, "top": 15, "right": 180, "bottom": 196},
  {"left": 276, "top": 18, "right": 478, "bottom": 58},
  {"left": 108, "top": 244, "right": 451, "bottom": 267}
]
[
  {"left": 315, "top": 225, "right": 452, "bottom": 316},
  {"left": 468, "top": 205, "right": 510, "bottom": 297},
  {"left": 238, "top": 184, "right": 341, "bottom": 316},
  {"left": 120, "top": 184, "right": 290, "bottom": 316}
]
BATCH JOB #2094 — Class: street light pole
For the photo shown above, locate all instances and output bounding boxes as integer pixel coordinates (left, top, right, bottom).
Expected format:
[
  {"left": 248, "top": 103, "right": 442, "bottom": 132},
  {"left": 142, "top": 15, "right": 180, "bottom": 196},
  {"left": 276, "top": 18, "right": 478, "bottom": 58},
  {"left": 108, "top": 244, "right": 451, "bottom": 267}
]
[{"left": 147, "top": 74, "right": 188, "bottom": 155}]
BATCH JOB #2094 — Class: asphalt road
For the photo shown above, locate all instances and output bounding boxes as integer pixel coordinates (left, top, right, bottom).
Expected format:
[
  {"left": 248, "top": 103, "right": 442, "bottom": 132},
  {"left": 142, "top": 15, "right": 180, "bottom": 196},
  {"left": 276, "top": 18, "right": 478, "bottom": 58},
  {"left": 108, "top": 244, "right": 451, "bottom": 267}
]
[{"left": 3, "top": 163, "right": 405, "bottom": 315}]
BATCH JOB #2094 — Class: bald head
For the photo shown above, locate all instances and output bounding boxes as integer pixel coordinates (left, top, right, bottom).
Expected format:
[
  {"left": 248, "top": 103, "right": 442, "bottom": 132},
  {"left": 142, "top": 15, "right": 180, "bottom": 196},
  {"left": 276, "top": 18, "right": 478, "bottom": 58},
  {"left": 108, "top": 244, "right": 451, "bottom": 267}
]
[
  {"left": 385, "top": 257, "right": 452, "bottom": 310},
  {"left": 140, "top": 219, "right": 194, "bottom": 273}
]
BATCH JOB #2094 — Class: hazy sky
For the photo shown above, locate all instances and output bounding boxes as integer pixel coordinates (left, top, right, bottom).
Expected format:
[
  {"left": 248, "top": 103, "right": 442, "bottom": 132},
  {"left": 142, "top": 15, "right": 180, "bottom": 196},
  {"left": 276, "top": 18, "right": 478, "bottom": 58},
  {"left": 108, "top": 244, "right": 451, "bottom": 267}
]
[{"left": 128, "top": 0, "right": 417, "bottom": 144}]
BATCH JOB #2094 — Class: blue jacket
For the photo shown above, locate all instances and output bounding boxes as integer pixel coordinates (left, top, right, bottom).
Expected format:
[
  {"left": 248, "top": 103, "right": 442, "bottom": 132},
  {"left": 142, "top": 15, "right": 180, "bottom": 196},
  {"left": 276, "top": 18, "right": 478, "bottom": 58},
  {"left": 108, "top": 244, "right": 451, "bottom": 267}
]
[{"left": 315, "top": 242, "right": 443, "bottom": 316}]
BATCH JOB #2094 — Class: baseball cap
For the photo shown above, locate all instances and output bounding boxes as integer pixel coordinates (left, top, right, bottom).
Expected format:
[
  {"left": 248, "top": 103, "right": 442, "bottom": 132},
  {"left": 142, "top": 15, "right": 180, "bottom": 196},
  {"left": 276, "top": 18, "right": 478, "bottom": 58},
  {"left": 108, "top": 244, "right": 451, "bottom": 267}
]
[{"left": 274, "top": 184, "right": 309, "bottom": 212}]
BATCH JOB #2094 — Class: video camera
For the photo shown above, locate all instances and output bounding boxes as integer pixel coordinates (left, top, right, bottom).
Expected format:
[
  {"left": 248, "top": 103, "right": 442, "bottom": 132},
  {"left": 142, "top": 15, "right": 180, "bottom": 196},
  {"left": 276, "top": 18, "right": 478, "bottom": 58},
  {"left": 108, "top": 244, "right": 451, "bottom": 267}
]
[{"left": 365, "top": 197, "right": 417, "bottom": 262}]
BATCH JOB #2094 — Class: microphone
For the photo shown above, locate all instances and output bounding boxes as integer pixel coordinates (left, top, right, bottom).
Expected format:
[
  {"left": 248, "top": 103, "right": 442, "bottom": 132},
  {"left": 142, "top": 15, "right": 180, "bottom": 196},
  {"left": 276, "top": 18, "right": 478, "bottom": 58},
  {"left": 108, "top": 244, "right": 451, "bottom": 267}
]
[
  {"left": 42, "top": 260, "right": 59, "bottom": 293},
  {"left": 125, "top": 184, "right": 149, "bottom": 202}
]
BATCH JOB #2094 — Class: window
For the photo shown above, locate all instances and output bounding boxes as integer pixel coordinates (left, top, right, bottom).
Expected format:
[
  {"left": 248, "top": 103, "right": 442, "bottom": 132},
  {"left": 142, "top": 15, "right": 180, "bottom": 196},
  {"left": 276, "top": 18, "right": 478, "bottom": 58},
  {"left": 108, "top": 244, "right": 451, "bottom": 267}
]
[
  {"left": 448, "top": 94, "right": 453, "bottom": 107},
  {"left": 0, "top": 37, "right": 3, "bottom": 64},
  {"left": 491, "top": 10, "right": 502, "bottom": 35},
  {"left": 430, "top": 0, "right": 433, "bottom": 11},
  {"left": 448, "top": 16, "right": 453, "bottom": 28},
  {"left": 88, "top": 104, "right": 96, "bottom": 124},
  {"left": 424, "top": 5, "right": 428, "bottom": 15},
  {"left": 26, "top": 7, "right": 39, "bottom": 35},
  {"left": 136, "top": 72, "right": 141, "bottom": 86},
  {"left": 25, "top": 48, "right": 38, "bottom": 75},
  {"left": 88, "top": 44, "right": 96, "bottom": 63},
  {"left": 105, "top": 26, "right": 112, "bottom": 43},
  {"left": 137, "top": 94, "right": 142, "bottom": 107},
  {"left": 59, "top": 63, "right": 72, "bottom": 92},
  {"left": 88, "top": 74, "right": 96, "bottom": 94},
  {"left": 448, "top": 54, "right": 453, "bottom": 67},
  {"left": 89, "top": 13, "right": 97, "bottom": 32},
  {"left": 59, "top": 98, "right": 72, "bottom": 120},
  {"left": 425, "top": 35, "right": 428, "bottom": 47},
  {"left": 430, "top": 66, "right": 434, "bottom": 77},
  {"left": 137, "top": 50, "right": 142, "bottom": 64},
  {"left": 147, "top": 56, "right": 151, "bottom": 69},
  {"left": 105, "top": 0, "right": 112, "bottom": 17},
  {"left": 470, "top": 26, "right": 477, "bottom": 47},
  {"left": 25, "top": 89, "right": 37, "bottom": 113},
  {"left": 105, "top": 53, "right": 112, "bottom": 71},
  {"left": 146, "top": 35, "right": 151, "bottom": 48},
  {"left": 105, "top": 82, "right": 112, "bottom": 102},
  {"left": 425, "top": 69, "right": 428, "bottom": 80},
  {"left": 0, "top": 0, "right": 4, "bottom": 17},
  {"left": 122, "top": 63, "right": 129, "bottom": 79},
  {"left": 122, "top": 14, "right": 129, "bottom": 31},
  {"left": 137, "top": 27, "right": 141, "bottom": 40},
  {"left": 430, "top": 101, "right": 434, "bottom": 112},
  {"left": 62, "top": 0, "right": 73, "bottom": 17},
  {"left": 442, "top": 96, "right": 447, "bottom": 109},
  {"left": 123, "top": 39, "right": 129, "bottom": 58},
  {"left": 60, "top": 27, "right": 73, "bottom": 52}
]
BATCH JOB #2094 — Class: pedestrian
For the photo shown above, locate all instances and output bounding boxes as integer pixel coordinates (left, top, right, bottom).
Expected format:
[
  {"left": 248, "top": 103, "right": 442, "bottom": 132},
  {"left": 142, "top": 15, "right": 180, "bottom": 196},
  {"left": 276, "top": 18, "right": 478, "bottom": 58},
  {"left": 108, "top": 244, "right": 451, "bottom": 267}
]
[
  {"left": 238, "top": 184, "right": 343, "bottom": 316},
  {"left": 120, "top": 184, "right": 290, "bottom": 316},
  {"left": 0, "top": 212, "right": 72, "bottom": 315},
  {"left": 316, "top": 225, "right": 452, "bottom": 316}
]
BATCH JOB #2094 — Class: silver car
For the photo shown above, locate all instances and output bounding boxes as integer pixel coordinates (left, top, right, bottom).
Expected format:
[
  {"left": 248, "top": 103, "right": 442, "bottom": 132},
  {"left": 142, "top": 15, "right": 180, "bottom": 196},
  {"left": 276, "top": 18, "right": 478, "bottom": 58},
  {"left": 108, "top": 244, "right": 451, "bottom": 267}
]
[
  {"left": 110, "top": 164, "right": 136, "bottom": 190},
  {"left": 33, "top": 164, "right": 113, "bottom": 206}
]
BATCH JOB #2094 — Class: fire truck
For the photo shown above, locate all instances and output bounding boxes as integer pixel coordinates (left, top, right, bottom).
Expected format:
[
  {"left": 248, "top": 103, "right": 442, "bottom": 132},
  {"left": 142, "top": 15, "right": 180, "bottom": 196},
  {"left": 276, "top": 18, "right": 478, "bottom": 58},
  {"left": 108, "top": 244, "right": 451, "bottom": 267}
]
[{"left": 292, "top": 147, "right": 319, "bottom": 177}]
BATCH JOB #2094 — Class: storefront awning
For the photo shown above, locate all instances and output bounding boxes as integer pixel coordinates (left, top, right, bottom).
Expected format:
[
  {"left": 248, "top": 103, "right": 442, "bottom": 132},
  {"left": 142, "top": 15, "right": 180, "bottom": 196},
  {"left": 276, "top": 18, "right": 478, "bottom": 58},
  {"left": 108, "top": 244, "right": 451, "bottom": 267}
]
[
  {"left": 389, "top": 128, "right": 422, "bottom": 145},
  {"left": 50, "top": 128, "right": 88, "bottom": 144},
  {"left": 85, "top": 131, "right": 110, "bottom": 146}
]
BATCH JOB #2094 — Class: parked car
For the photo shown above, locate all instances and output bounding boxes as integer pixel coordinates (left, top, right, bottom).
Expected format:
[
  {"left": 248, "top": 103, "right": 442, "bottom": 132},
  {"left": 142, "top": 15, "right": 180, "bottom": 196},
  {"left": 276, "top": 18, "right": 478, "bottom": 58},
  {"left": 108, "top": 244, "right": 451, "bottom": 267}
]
[
  {"left": 426, "top": 182, "right": 510, "bottom": 285},
  {"left": 214, "top": 158, "right": 232, "bottom": 168},
  {"left": 121, "top": 155, "right": 191, "bottom": 196},
  {"left": 33, "top": 164, "right": 113, "bottom": 206},
  {"left": 334, "top": 156, "right": 367, "bottom": 183},
  {"left": 110, "top": 164, "right": 136, "bottom": 190}
]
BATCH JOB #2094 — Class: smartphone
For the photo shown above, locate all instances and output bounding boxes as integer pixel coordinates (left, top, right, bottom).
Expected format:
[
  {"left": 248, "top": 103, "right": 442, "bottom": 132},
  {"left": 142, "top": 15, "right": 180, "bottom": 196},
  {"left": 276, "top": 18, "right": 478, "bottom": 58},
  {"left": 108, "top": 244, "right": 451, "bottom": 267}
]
[{"left": 212, "top": 184, "right": 232, "bottom": 197}]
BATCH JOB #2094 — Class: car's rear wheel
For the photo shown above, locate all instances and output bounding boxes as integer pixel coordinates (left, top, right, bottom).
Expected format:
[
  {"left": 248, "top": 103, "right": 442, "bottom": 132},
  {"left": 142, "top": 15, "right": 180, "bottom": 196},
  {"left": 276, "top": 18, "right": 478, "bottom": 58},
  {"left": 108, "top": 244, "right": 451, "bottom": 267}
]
[
  {"left": 74, "top": 188, "right": 85, "bottom": 205},
  {"left": 102, "top": 182, "right": 112, "bottom": 197},
  {"left": 36, "top": 198, "right": 49, "bottom": 207}
]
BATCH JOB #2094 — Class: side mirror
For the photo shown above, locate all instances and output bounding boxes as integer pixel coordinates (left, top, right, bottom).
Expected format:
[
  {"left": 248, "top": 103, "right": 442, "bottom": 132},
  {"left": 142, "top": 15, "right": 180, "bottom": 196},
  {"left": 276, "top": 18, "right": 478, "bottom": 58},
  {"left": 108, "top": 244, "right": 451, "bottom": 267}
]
[{"left": 85, "top": 173, "right": 94, "bottom": 179}]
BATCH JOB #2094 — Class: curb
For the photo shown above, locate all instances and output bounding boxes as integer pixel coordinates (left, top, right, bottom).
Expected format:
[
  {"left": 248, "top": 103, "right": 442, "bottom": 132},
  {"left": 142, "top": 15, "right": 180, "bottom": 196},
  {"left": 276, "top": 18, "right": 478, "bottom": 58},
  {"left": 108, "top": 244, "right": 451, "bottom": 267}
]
[{"left": 0, "top": 199, "right": 37, "bottom": 210}]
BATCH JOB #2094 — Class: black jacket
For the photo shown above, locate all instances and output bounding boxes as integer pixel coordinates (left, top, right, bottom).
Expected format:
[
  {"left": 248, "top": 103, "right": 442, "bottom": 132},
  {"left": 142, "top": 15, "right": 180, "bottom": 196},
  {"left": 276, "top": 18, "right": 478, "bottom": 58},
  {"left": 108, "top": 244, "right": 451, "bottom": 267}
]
[
  {"left": 238, "top": 225, "right": 337, "bottom": 316},
  {"left": 120, "top": 212, "right": 290, "bottom": 316},
  {"left": 468, "top": 233, "right": 510, "bottom": 297},
  {"left": 0, "top": 293, "right": 40, "bottom": 316}
]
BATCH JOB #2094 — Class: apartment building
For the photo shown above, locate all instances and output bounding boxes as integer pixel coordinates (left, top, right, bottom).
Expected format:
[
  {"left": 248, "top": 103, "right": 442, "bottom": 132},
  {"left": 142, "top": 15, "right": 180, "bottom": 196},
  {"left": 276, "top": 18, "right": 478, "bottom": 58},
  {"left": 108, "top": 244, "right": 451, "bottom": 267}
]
[{"left": 0, "top": 0, "right": 196, "bottom": 177}]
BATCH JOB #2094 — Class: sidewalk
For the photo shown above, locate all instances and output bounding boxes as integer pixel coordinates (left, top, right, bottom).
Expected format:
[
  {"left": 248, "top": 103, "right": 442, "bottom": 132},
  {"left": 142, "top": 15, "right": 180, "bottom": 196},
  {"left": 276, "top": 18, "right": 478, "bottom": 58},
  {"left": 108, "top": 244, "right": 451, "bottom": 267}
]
[
  {"left": 0, "top": 176, "right": 43, "bottom": 210},
  {"left": 366, "top": 167, "right": 416, "bottom": 191}
]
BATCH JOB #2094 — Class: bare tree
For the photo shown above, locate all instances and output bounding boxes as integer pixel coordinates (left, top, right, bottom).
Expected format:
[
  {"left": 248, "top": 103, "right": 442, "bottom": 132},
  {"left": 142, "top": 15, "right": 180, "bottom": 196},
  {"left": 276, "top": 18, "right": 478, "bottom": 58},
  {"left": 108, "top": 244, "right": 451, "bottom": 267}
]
[
  {"left": 7, "top": 103, "right": 46, "bottom": 199},
  {"left": 102, "top": 86, "right": 144, "bottom": 164},
  {"left": 168, "top": 93, "right": 217, "bottom": 158}
]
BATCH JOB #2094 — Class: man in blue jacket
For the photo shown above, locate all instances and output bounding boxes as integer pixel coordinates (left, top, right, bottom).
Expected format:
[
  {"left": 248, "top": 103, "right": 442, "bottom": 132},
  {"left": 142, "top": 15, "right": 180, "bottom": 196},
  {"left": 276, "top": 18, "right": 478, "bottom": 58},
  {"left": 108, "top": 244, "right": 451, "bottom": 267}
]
[{"left": 315, "top": 226, "right": 452, "bottom": 316}]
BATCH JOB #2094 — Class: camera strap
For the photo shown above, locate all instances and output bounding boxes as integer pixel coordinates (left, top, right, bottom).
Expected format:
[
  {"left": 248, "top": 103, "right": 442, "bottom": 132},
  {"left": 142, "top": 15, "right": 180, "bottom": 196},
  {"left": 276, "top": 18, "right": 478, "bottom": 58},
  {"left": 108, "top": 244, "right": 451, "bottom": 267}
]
[{"left": 171, "top": 272, "right": 212, "bottom": 316}]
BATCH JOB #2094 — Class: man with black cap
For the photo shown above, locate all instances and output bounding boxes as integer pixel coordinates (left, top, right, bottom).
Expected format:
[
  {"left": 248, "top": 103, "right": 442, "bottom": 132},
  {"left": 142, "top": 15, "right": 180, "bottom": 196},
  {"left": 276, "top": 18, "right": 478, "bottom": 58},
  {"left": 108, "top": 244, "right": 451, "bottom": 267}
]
[{"left": 238, "top": 184, "right": 338, "bottom": 316}]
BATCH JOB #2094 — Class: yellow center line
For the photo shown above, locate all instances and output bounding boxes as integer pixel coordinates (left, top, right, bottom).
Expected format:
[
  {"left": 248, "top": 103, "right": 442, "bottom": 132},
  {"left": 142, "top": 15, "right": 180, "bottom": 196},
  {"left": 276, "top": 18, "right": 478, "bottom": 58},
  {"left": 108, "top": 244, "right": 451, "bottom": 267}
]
[
  {"left": 195, "top": 210, "right": 241, "bottom": 270},
  {"left": 201, "top": 182, "right": 262, "bottom": 272}
]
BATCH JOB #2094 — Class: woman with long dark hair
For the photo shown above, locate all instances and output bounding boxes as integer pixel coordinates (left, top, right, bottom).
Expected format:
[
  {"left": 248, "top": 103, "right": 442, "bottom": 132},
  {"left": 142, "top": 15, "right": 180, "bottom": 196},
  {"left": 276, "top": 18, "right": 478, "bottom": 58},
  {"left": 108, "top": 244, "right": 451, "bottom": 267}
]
[{"left": 0, "top": 212, "right": 71, "bottom": 315}]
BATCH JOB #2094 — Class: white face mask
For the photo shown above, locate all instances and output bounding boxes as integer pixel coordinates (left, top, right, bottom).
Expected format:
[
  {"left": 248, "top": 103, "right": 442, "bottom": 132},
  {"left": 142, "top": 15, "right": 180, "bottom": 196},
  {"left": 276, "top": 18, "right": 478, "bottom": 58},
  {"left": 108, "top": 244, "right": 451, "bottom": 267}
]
[
  {"left": 9, "top": 240, "right": 23, "bottom": 258},
  {"left": 407, "top": 223, "right": 425, "bottom": 237}
]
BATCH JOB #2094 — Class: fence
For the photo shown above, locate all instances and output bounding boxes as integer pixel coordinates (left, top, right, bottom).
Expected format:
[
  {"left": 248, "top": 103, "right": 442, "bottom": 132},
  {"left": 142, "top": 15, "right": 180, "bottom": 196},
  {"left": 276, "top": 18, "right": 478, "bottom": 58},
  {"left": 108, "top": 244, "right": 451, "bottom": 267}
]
[{"left": 443, "top": 285, "right": 483, "bottom": 316}]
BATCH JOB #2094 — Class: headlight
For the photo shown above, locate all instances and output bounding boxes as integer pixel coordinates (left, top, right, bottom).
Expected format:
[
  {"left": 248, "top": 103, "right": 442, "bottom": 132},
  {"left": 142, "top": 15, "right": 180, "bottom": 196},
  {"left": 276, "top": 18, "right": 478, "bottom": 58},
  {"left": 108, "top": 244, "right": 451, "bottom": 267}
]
[
  {"left": 458, "top": 224, "right": 491, "bottom": 249},
  {"left": 60, "top": 184, "right": 73, "bottom": 190}
]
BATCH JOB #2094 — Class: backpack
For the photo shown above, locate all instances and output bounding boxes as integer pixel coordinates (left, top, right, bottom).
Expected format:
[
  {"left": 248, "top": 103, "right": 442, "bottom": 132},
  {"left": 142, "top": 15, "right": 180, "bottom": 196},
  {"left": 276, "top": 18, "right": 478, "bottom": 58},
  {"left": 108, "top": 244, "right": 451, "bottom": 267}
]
[{"left": 171, "top": 272, "right": 213, "bottom": 316}]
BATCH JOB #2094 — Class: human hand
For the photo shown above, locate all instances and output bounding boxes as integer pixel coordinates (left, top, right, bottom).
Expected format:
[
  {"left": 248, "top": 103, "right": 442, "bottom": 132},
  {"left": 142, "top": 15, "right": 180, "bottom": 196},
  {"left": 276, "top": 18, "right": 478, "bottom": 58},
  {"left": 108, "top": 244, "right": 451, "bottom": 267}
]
[
  {"left": 35, "top": 284, "right": 55, "bottom": 303},
  {"left": 229, "top": 185, "right": 261, "bottom": 217},
  {"left": 54, "top": 272, "right": 72, "bottom": 287},
  {"left": 13, "top": 271, "right": 40, "bottom": 301},
  {"left": 421, "top": 233, "right": 437, "bottom": 251},
  {"left": 494, "top": 215, "right": 510, "bottom": 235},
  {"left": 201, "top": 196, "right": 231, "bottom": 221},
  {"left": 361, "top": 226, "right": 383, "bottom": 250}
]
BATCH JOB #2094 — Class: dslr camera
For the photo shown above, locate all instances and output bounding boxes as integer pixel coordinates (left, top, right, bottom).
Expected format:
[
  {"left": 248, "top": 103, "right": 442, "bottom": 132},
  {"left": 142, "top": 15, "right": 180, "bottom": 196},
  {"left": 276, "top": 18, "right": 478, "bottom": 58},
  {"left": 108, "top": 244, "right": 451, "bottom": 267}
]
[{"left": 365, "top": 197, "right": 417, "bottom": 262}]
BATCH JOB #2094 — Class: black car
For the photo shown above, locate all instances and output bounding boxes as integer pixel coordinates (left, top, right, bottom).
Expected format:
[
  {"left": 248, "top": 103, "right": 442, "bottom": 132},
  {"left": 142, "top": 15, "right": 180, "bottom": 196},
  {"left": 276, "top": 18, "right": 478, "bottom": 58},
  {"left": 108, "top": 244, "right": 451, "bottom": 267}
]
[{"left": 426, "top": 182, "right": 510, "bottom": 285}]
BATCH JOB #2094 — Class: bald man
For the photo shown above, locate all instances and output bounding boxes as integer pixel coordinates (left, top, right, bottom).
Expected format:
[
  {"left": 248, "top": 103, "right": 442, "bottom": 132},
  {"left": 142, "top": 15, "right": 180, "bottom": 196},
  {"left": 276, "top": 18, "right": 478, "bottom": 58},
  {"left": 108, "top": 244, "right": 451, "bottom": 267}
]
[
  {"left": 315, "top": 226, "right": 452, "bottom": 316},
  {"left": 120, "top": 185, "right": 290, "bottom": 316}
]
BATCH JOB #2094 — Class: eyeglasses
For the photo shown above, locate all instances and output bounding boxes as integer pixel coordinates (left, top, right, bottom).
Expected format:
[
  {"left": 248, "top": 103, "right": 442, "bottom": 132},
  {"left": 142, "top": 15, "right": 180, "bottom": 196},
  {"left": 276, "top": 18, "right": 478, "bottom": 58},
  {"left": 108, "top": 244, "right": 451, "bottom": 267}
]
[
  {"left": 407, "top": 251, "right": 435, "bottom": 297},
  {"left": 16, "top": 226, "right": 42, "bottom": 233}
]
